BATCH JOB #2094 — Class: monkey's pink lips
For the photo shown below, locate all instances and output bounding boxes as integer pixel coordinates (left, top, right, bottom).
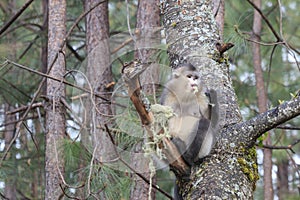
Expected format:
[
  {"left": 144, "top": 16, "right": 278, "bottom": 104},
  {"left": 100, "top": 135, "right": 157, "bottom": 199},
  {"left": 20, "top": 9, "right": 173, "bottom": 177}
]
[
  {"left": 191, "top": 84, "right": 198, "bottom": 93},
  {"left": 191, "top": 84, "right": 197, "bottom": 89}
]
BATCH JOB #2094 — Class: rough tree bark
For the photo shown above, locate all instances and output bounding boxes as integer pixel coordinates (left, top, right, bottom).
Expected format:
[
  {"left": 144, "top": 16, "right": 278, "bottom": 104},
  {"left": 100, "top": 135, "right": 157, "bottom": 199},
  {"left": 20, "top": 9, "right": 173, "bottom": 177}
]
[
  {"left": 251, "top": 0, "right": 274, "bottom": 199},
  {"left": 212, "top": 0, "right": 224, "bottom": 39},
  {"left": 4, "top": 104, "right": 17, "bottom": 200},
  {"left": 41, "top": 0, "right": 48, "bottom": 95},
  {"left": 3, "top": 2, "right": 17, "bottom": 199},
  {"left": 130, "top": 0, "right": 160, "bottom": 199},
  {"left": 277, "top": 159, "right": 289, "bottom": 200},
  {"left": 45, "top": 0, "right": 66, "bottom": 199},
  {"left": 160, "top": 0, "right": 300, "bottom": 199},
  {"left": 85, "top": 0, "right": 116, "bottom": 163},
  {"left": 85, "top": 1, "right": 117, "bottom": 198}
]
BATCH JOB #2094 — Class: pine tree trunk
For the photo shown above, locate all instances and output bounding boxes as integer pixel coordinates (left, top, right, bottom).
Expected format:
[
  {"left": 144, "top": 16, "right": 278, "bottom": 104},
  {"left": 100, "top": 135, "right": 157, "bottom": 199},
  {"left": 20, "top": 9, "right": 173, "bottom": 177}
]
[
  {"left": 277, "top": 159, "right": 289, "bottom": 200},
  {"left": 45, "top": 0, "right": 66, "bottom": 199},
  {"left": 251, "top": 0, "right": 274, "bottom": 199},
  {"left": 85, "top": 0, "right": 116, "bottom": 163},
  {"left": 212, "top": 0, "right": 225, "bottom": 40},
  {"left": 41, "top": 0, "right": 48, "bottom": 95},
  {"left": 85, "top": 1, "right": 116, "bottom": 198},
  {"left": 130, "top": 0, "right": 160, "bottom": 199},
  {"left": 3, "top": 1, "right": 18, "bottom": 198},
  {"left": 4, "top": 104, "right": 17, "bottom": 200}
]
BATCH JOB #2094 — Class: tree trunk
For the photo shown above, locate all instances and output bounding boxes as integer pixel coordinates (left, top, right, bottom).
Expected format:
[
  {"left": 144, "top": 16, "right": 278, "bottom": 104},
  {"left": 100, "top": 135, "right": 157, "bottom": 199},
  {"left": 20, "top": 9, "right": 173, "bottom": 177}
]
[
  {"left": 130, "top": 0, "right": 160, "bottom": 199},
  {"left": 277, "top": 159, "right": 289, "bottom": 200},
  {"left": 85, "top": 1, "right": 116, "bottom": 198},
  {"left": 41, "top": 0, "right": 48, "bottom": 95},
  {"left": 162, "top": 0, "right": 255, "bottom": 199},
  {"left": 3, "top": 1, "right": 17, "bottom": 198},
  {"left": 45, "top": 0, "right": 66, "bottom": 199},
  {"left": 251, "top": 0, "right": 274, "bottom": 199},
  {"left": 85, "top": 0, "right": 115, "bottom": 159},
  {"left": 4, "top": 104, "right": 17, "bottom": 200},
  {"left": 212, "top": 0, "right": 225, "bottom": 39},
  {"left": 135, "top": 0, "right": 161, "bottom": 96}
]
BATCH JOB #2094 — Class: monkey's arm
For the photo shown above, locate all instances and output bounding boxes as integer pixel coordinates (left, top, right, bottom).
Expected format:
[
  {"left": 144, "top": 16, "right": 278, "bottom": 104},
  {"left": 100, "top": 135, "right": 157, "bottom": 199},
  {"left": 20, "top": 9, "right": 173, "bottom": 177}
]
[
  {"left": 194, "top": 89, "right": 219, "bottom": 162},
  {"left": 188, "top": 89, "right": 219, "bottom": 164},
  {"left": 182, "top": 118, "right": 210, "bottom": 165},
  {"left": 206, "top": 89, "right": 219, "bottom": 130}
]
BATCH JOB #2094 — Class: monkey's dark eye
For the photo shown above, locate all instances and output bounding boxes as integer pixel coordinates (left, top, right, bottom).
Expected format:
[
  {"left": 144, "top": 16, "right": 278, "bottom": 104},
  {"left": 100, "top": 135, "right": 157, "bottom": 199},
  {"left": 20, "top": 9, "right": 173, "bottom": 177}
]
[
  {"left": 187, "top": 74, "right": 192, "bottom": 78},
  {"left": 194, "top": 76, "right": 199, "bottom": 80}
]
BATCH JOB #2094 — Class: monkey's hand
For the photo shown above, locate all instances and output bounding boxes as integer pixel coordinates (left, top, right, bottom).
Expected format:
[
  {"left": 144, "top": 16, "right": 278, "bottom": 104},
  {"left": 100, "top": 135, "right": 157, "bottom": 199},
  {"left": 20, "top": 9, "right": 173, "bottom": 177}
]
[{"left": 206, "top": 89, "right": 219, "bottom": 129}]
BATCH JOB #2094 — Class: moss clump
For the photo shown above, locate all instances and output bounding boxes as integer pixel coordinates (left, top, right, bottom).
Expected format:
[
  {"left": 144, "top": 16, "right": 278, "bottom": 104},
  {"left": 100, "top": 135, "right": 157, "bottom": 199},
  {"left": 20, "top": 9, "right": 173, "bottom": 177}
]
[{"left": 237, "top": 146, "right": 259, "bottom": 190}]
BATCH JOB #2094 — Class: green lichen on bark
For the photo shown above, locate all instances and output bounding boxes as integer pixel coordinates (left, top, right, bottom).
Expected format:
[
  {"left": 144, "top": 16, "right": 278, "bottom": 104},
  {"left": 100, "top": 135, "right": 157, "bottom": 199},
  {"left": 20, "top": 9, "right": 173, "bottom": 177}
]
[{"left": 237, "top": 145, "right": 259, "bottom": 190}]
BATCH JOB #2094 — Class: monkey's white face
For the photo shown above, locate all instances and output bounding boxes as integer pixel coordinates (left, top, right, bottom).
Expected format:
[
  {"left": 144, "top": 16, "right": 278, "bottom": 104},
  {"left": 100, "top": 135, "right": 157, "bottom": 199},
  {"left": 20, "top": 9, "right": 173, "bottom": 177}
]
[{"left": 186, "top": 73, "right": 200, "bottom": 94}]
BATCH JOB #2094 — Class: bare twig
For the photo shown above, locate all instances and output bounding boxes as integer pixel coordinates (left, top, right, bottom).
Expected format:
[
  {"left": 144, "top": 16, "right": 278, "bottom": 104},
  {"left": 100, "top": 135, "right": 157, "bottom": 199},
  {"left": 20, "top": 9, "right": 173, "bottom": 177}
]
[
  {"left": 66, "top": 42, "right": 84, "bottom": 62},
  {"left": 65, "top": 1, "right": 108, "bottom": 42},
  {"left": 258, "top": 139, "right": 300, "bottom": 153},
  {"left": 59, "top": 184, "right": 81, "bottom": 200},
  {"left": 5, "top": 59, "right": 110, "bottom": 102},
  {"left": 17, "top": 35, "right": 40, "bottom": 61},
  {"left": 87, "top": 145, "right": 97, "bottom": 197},
  {"left": 0, "top": 192, "right": 9, "bottom": 200},
  {"left": 234, "top": 26, "right": 284, "bottom": 46},
  {"left": 22, "top": 121, "right": 39, "bottom": 151},
  {"left": 0, "top": 75, "right": 31, "bottom": 100},
  {"left": 0, "top": 114, "right": 39, "bottom": 129},
  {"left": 276, "top": 125, "right": 300, "bottom": 130},
  {"left": 5, "top": 102, "right": 43, "bottom": 115},
  {"left": 111, "top": 37, "right": 133, "bottom": 54},
  {"left": 0, "top": 0, "right": 35, "bottom": 36},
  {"left": 246, "top": 0, "right": 280, "bottom": 41},
  {"left": 60, "top": 97, "right": 85, "bottom": 128}
]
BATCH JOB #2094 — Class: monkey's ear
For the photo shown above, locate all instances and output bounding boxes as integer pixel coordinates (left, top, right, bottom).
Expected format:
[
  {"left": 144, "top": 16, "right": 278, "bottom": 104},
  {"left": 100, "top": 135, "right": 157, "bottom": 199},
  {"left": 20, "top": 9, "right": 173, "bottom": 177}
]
[
  {"left": 173, "top": 71, "right": 180, "bottom": 78},
  {"left": 172, "top": 67, "right": 183, "bottom": 78},
  {"left": 172, "top": 69, "right": 181, "bottom": 78}
]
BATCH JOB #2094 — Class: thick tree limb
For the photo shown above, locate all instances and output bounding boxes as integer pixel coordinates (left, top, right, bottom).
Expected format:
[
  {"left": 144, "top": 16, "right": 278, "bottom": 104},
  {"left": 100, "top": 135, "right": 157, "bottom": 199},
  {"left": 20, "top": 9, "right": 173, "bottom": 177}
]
[
  {"left": 250, "top": 95, "right": 300, "bottom": 140},
  {"left": 227, "top": 95, "right": 300, "bottom": 146}
]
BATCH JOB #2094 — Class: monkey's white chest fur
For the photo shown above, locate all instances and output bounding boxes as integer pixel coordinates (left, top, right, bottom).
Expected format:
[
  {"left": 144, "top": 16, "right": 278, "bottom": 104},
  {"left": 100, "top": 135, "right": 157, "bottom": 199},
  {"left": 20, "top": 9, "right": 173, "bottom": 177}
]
[
  {"left": 168, "top": 94, "right": 213, "bottom": 160},
  {"left": 169, "top": 115, "right": 199, "bottom": 147}
]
